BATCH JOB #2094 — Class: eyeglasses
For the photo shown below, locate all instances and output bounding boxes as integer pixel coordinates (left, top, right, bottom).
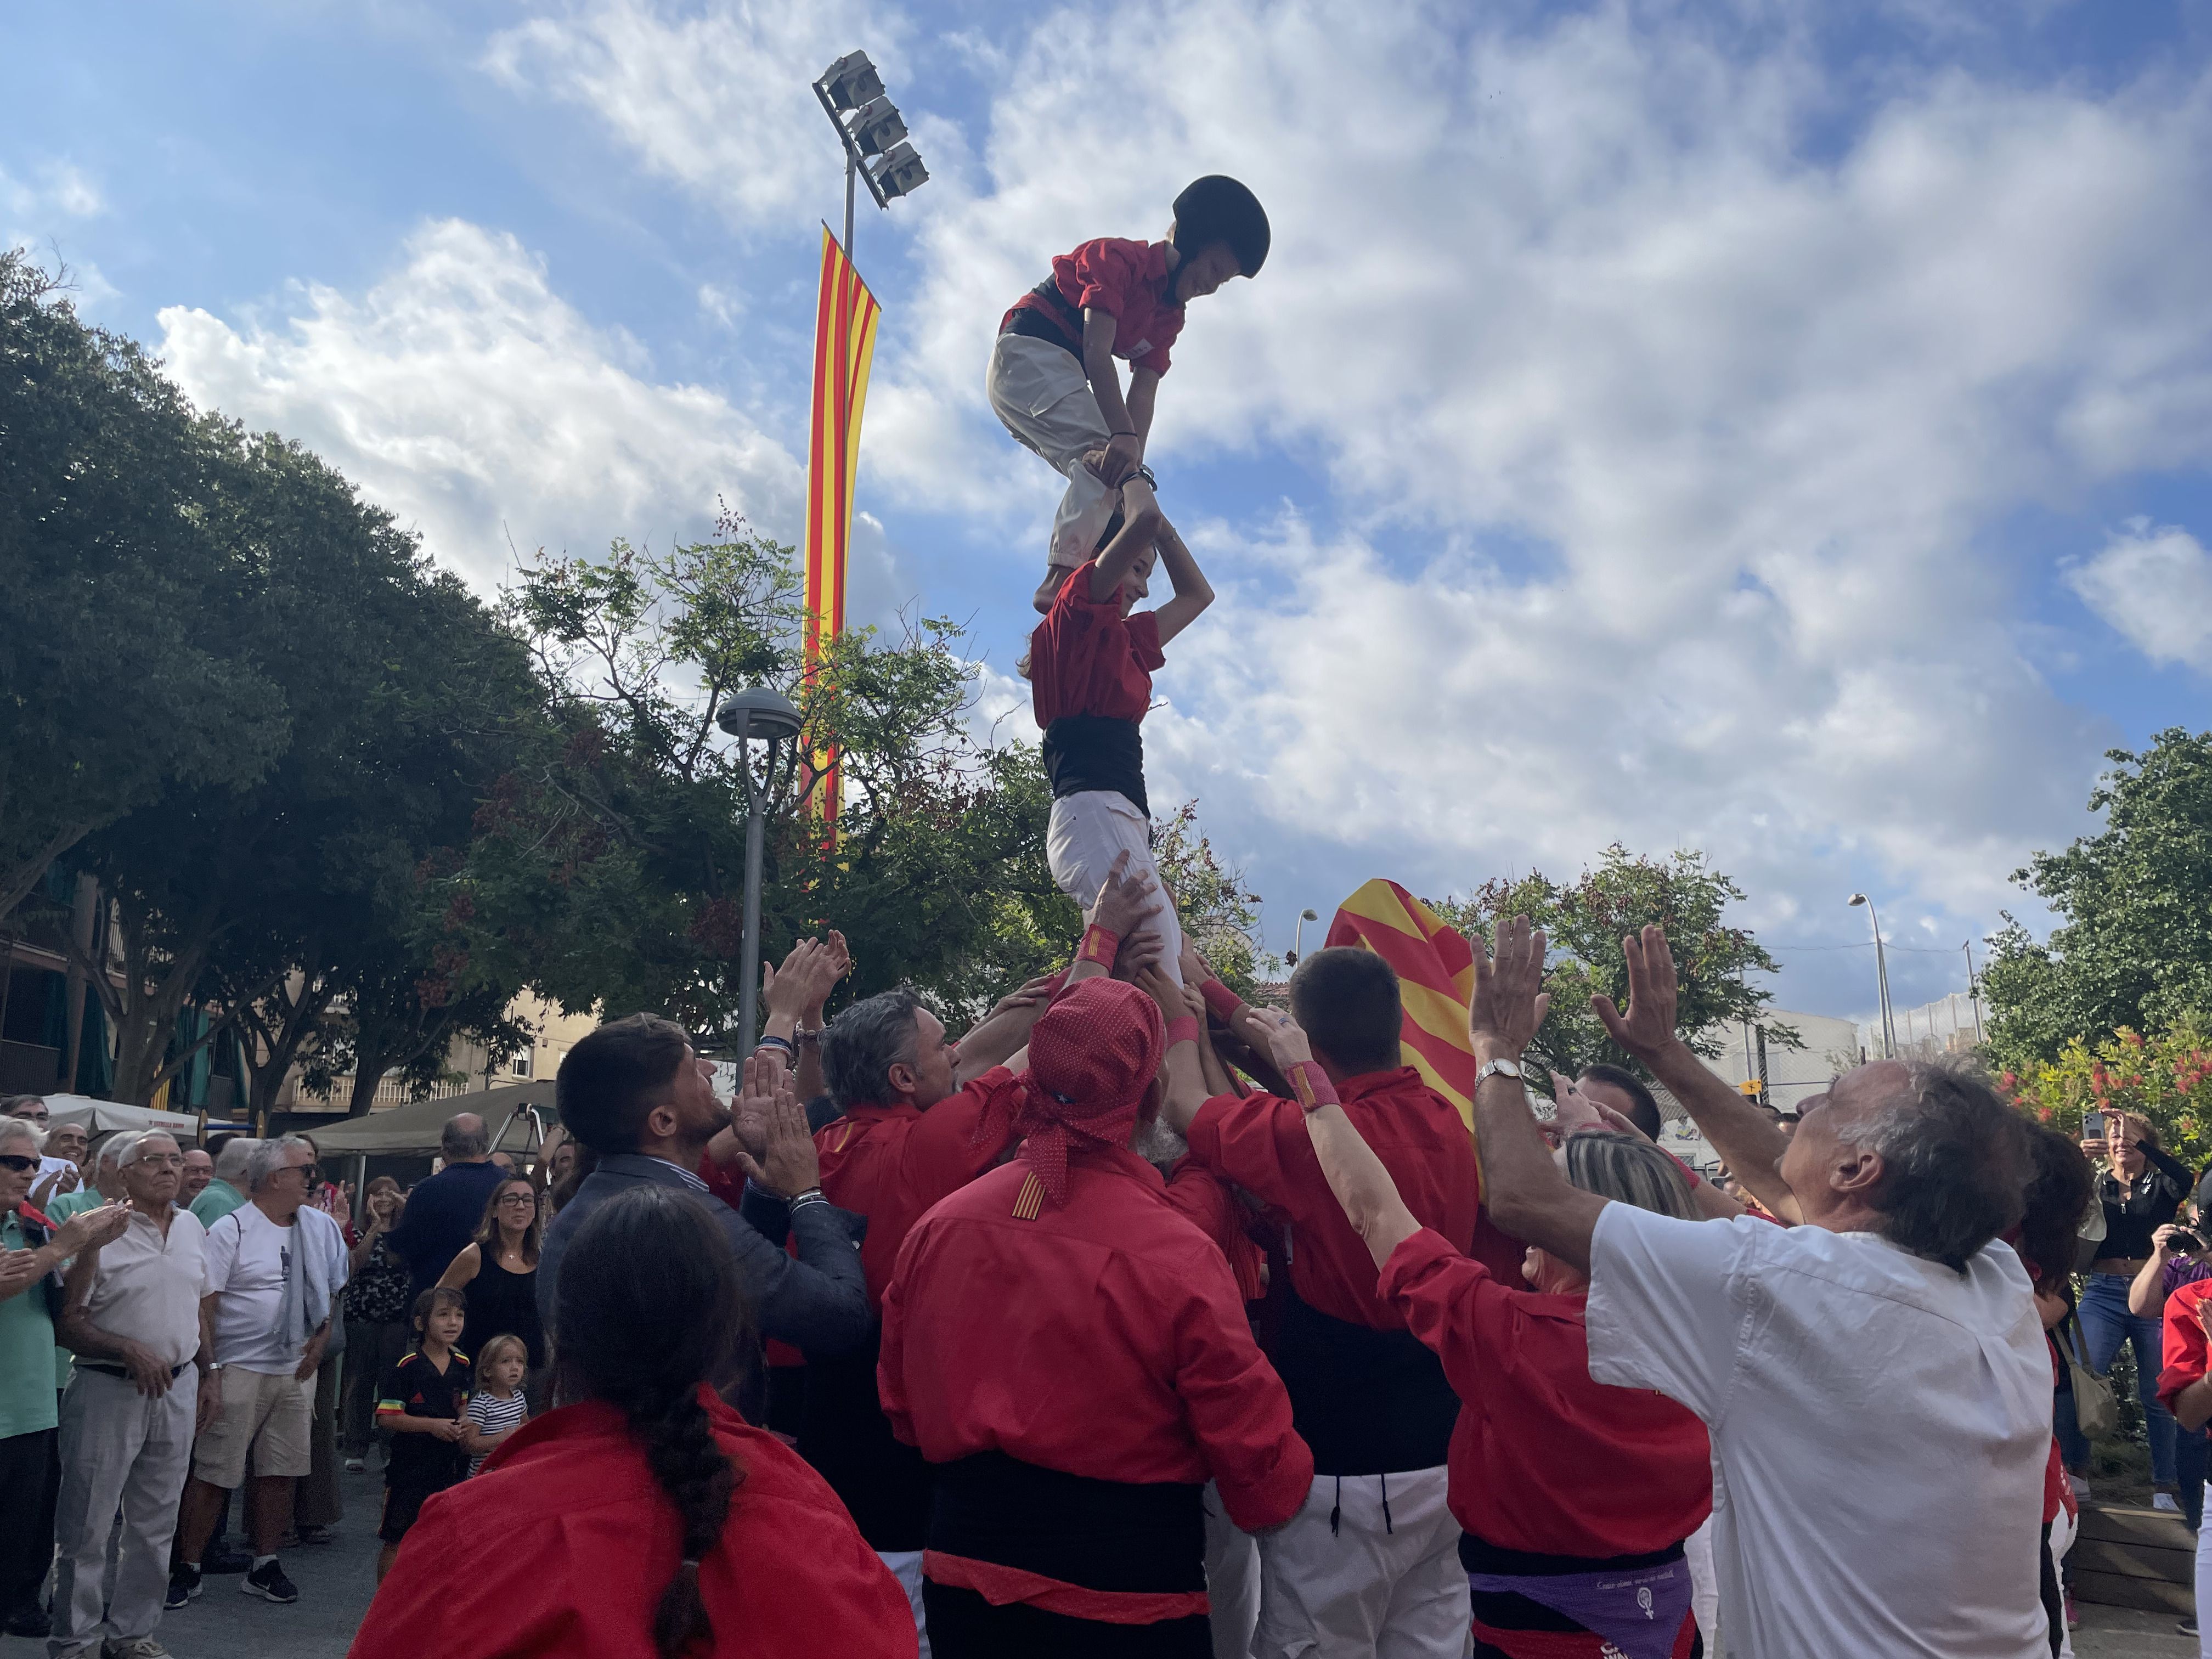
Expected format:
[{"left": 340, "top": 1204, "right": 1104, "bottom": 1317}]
[
  {"left": 0, "top": 1154, "right": 35, "bottom": 1173},
  {"left": 496, "top": 1193, "right": 536, "bottom": 1207}
]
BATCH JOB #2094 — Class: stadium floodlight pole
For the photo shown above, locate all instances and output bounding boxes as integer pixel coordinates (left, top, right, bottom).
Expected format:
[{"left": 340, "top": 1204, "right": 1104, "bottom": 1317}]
[
  {"left": 1847, "top": 893, "right": 1896, "bottom": 1059},
  {"left": 814, "top": 50, "right": 931, "bottom": 258},
  {"left": 716, "top": 687, "right": 804, "bottom": 1050}
]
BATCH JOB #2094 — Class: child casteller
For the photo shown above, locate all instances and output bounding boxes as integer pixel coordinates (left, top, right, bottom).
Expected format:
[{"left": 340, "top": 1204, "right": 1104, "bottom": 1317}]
[{"left": 987, "top": 175, "right": 1269, "bottom": 612}]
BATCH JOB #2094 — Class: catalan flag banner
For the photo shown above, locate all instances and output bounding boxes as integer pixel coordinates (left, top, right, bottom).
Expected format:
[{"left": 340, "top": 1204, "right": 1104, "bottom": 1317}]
[
  {"left": 803, "top": 225, "right": 882, "bottom": 827},
  {"left": 1324, "top": 879, "right": 1478, "bottom": 1127}
]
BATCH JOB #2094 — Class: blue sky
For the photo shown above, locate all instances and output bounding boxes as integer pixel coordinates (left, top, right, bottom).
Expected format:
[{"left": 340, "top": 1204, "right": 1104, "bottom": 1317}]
[{"left": 9, "top": 0, "right": 2212, "bottom": 1026}]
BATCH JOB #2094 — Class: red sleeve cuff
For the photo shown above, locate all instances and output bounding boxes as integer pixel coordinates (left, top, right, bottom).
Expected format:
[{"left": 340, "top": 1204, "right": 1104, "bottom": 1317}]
[
  {"left": 1216, "top": 1435, "right": 1317, "bottom": 1533},
  {"left": 1376, "top": 1227, "right": 1459, "bottom": 1305},
  {"left": 1200, "top": 979, "right": 1245, "bottom": 1024}
]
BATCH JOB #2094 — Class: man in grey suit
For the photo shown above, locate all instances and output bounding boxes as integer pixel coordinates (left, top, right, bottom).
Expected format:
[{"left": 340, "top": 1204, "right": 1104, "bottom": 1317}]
[{"left": 539, "top": 1014, "right": 871, "bottom": 1413}]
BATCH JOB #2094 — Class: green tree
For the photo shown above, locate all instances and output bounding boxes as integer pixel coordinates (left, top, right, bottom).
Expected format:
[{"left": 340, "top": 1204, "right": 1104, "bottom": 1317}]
[
  {"left": 1984, "top": 730, "right": 2212, "bottom": 1073},
  {"left": 0, "top": 249, "right": 286, "bottom": 918},
  {"left": 1152, "top": 801, "right": 1269, "bottom": 995},
  {"left": 1429, "top": 844, "right": 1796, "bottom": 1079},
  {"left": 440, "top": 522, "right": 1081, "bottom": 1037},
  {"left": 62, "top": 432, "right": 545, "bottom": 1105}
]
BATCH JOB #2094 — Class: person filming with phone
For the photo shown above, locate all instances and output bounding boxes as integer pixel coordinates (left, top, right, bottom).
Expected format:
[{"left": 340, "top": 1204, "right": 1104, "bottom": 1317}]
[{"left": 2074, "top": 1108, "right": 2198, "bottom": 1511}]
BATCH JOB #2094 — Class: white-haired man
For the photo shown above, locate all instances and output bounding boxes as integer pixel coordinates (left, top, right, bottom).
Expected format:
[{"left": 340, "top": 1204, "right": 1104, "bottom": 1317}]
[
  {"left": 53, "top": 1132, "right": 210, "bottom": 1659},
  {"left": 170, "top": 1136, "right": 347, "bottom": 1610},
  {"left": 189, "top": 1137, "right": 258, "bottom": 1229}
]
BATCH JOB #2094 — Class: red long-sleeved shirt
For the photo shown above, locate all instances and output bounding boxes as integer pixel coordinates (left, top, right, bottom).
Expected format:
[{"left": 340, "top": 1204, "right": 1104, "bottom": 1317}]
[
  {"left": 1383, "top": 1228, "right": 1712, "bottom": 1558},
  {"left": 816, "top": 1069, "right": 1023, "bottom": 1307},
  {"left": 1187, "top": 1068, "right": 1523, "bottom": 1328},
  {"left": 2159, "top": 1277, "right": 2212, "bottom": 1419},
  {"left": 877, "top": 1143, "right": 1312, "bottom": 1532},
  {"left": 346, "top": 1390, "right": 915, "bottom": 1659}
]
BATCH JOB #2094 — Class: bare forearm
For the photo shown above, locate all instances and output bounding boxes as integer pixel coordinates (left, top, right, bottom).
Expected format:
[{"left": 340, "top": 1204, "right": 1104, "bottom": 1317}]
[
  {"left": 1304, "top": 1102, "right": 1420, "bottom": 1268},
  {"left": 1081, "top": 315, "right": 1131, "bottom": 434},
  {"left": 1126, "top": 372, "right": 1158, "bottom": 446},
  {"left": 56, "top": 1311, "right": 132, "bottom": 1363},
  {"left": 1472, "top": 1047, "right": 1609, "bottom": 1271},
  {"left": 795, "top": 1031, "right": 825, "bottom": 1104},
  {"left": 2129, "top": 1257, "right": 2169, "bottom": 1318},
  {"left": 955, "top": 1006, "right": 1039, "bottom": 1082},
  {"left": 1646, "top": 1039, "right": 1798, "bottom": 1222},
  {"left": 2175, "top": 1374, "right": 2212, "bottom": 1433},
  {"left": 1162, "top": 1043, "right": 1209, "bottom": 1133}
]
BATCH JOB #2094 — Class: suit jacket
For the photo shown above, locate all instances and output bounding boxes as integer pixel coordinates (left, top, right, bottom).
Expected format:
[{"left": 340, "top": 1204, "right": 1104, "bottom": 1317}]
[{"left": 538, "top": 1154, "right": 871, "bottom": 1412}]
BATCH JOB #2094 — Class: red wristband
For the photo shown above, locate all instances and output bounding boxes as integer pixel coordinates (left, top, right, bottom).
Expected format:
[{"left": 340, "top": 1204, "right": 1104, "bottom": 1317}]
[
  {"left": 1199, "top": 979, "right": 1246, "bottom": 1024},
  {"left": 1163, "top": 1015, "right": 1201, "bottom": 1048},
  {"left": 1287, "top": 1060, "right": 1339, "bottom": 1111},
  {"left": 1076, "top": 924, "right": 1119, "bottom": 969}
]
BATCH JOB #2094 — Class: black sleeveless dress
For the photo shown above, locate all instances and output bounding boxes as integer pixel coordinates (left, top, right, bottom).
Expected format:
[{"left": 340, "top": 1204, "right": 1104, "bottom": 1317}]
[{"left": 459, "top": 1250, "right": 544, "bottom": 1369}]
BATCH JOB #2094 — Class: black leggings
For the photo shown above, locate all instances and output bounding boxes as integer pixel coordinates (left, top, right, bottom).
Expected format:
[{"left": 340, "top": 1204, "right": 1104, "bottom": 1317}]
[{"left": 921, "top": 1582, "right": 1211, "bottom": 1658}]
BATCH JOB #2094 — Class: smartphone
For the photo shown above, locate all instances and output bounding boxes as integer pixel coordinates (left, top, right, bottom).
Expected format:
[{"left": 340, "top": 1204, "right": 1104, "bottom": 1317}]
[
  {"left": 2171, "top": 1231, "right": 2204, "bottom": 1256},
  {"left": 2083, "top": 1110, "right": 2107, "bottom": 1141}
]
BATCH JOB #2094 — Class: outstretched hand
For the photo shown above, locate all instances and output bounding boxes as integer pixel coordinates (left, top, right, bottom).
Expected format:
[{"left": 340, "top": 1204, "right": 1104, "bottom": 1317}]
[
  {"left": 1468, "top": 915, "right": 1550, "bottom": 1056},
  {"left": 732, "top": 1070, "right": 820, "bottom": 1199},
  {"left": 1243, "top": 1007, "right": 1316, "bottom": 1076},
  {"left": 1088, "top": 850, "right": 1162, "bottom": 941},
  {"left": 1591, "top": 926, "right": 1681, "bottom": 1065}
]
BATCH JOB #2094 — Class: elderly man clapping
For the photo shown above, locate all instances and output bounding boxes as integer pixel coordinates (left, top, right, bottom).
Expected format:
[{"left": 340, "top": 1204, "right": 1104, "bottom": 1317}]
[{"left": 52, "top": 1132, "right": 211, "bottom": 1658}]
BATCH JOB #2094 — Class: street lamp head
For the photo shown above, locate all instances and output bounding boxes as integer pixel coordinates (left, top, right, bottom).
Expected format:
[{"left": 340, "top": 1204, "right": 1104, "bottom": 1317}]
[
  {"left": 816, "top": 50, "right": 884, "bottom": 112},
  {"left": 714, "top": 686, "right": 803, "bottom": 744},
  {"left": 870, "top": 140, "right": 929, "bottom": 201},
  {"left": 1300, "top": 908, "right": 1319, "bottom": 921},
  {"left": 847, "top": 94, "right": 907, "bottom": 157},
  {"left": 1847, "top": 893, "right": 1868, "bottom": 907}
]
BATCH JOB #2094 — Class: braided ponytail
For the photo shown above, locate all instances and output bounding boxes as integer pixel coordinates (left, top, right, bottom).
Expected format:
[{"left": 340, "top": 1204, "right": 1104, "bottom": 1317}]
[
  {"left": 552, "top": 1186, "right": 758, "bottom": 1659},
  {"left": 634, "top": 1384, "right": 742, "bottom": 1658}
]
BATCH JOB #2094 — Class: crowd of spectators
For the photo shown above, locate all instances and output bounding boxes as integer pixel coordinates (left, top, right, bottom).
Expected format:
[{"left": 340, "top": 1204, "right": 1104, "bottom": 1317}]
[{"left": 0, "top": 884, "right": 2198, "bottom": 1659}]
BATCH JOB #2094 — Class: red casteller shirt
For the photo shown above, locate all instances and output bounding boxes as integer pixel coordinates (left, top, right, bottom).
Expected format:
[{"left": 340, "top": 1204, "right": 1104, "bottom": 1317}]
[
  {"left": 346, "top": 1389, "right": 915, "bottom": 1659},
  {"left": 2159, "top": 1277, "right": 2212, "bottom": 1419},
  {"left": 1187, "top": 1068, "right": 1524, "bottom": 1328},
  {"left": 1004, "top": 238, "right": 1185, "bottom": 375},
  {"left": 1383, "top": 1228, "right": 1712, "bottom": 1557},
  {"left": 816, "top": 1068, "right": 1024, "bottom": 1307},
  {"left": 1029, "top": 568, "right": 1164, "bottom": 730},
  {"left": 877, "top": 1144, "right": 1312, "bottom": 1532}
]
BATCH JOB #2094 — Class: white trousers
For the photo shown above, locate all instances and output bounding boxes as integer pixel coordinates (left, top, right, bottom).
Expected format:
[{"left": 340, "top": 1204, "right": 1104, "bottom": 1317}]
[
  {"left": 986, "top": 332, "right": 1118, "bottom": 571},
  {"left": 1254, "top": 1466, "right": 1470, "bottom": 1659},
  {"left": 50, "top": 1365, "right": 198, "bottom": 1655},
  {"left": 1205, "top": 1480, "right": 1261, "bottom": 1658},
  {"left": 1047, "top": 792, "right": 1182, "bottom": 984},
  {"left": 2049, "top": 1503, "right": 2076, "bottom": 1659},
  {"left": 879, "top": 1548, "right": 930, "bottom": 1659}
]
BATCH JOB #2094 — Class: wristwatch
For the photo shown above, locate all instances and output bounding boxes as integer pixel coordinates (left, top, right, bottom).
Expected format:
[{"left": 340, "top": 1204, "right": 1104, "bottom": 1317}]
[{"left": 1474, "top": 1056, "right": 1526, "bottom": 1088}]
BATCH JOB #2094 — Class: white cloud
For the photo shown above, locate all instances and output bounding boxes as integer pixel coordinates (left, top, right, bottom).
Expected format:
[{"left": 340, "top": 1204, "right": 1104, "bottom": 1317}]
[
  {"left": 154, "top": 219, "right": 806, "bottom": 591},
  {"left": 2068, "top": 520, "right": 2212, "bottom": 672},
  {"left": 481, "top": 0, "right": 904, "bottom": 235}
]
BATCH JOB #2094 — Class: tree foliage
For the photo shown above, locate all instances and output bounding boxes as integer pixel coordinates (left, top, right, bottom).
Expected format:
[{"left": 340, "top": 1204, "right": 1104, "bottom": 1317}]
[
  {"left": 1984, "top": 730, "right": 2212, "bottom": 1073},
  {"left": 1428, "top": 844, "right": 1795, "bottom": 1079},
  {"left": 2000, "top": 1019, "right": 2212, "bottom": 1170},
  {"left": 438, "top": 523, "right": 1084, "bottom": 1038},
  {"left": 1152, "top": 802, "right": 1268, "bottom": 996},
  {"left": 0, "top": 249, "right": 287, "bottom": 917}
]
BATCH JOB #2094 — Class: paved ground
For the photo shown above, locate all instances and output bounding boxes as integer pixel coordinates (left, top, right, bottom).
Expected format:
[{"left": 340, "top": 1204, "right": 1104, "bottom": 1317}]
[{"left": 0, "top": 1469, "right": 2196, "bottom": 1659}]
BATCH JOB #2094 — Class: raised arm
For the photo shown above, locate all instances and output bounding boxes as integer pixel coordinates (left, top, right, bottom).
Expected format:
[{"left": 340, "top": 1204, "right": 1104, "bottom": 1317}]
[
  {"left": 1467, "top": 917, "right": 1610, "bottom": 1272},
  {"left": 1149, "top": 516, "right": 1214, "bottom": 647},
  {"left": 1066, "top": 850, "right": 1162, "bottom": 990},
  {"left": 725, "top": 1074, "right": 871, "bottom": 1357},
  {"left": 1594, "top": 926, "right": 1798, "bottom": 1224},
  {"left": 1244, "top": 1007, "right": 1419, "bottom": 1268},
  {"left": 1088, "top": 478, "right": 1164, "bottom": 602},
  {"left": 1126, "top": 366, "right": 1160, "bottom": 448},
  {"left": 1080, "top": 309, "right": 1141, "bottom": 486},
  {"left": 953, "top": 975, "right": 1057, "bottom": 1087}
]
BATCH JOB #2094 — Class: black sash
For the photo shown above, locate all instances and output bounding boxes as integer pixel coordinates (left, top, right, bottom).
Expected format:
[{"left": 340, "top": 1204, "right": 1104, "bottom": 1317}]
[
  {"left": 1042, "top": 715, "right": 1149, "bottom": 819},
  {"left": 1273, "top": 1285, "right": 1459, "bottom": 1475},
  {"left": 929, "top": 1451, "right": 1204, "bottom": 1595},
  {"left": 797, "top": 1327, "right": 934, "bottom": 1553},
  {"left": 1002, "top": 279, "right": 1085, "bottom": 357}
]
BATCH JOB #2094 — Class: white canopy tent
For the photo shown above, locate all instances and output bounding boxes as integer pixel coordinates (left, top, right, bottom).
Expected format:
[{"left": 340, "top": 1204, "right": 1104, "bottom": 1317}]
[
  {"left": 301, "top": 1080, "right": 558, "bottom": 1158},
  {"left": 41, "top": 1094, "right": 200, "bottom": 1137}
]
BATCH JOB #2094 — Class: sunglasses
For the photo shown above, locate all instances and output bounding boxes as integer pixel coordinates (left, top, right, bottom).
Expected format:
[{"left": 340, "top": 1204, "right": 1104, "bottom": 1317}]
[{"left": 0, "top": 1154, "right": 36, "bottom": 1173}]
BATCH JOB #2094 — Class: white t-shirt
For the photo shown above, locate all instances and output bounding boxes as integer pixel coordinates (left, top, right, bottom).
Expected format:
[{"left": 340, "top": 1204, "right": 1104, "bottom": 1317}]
[
  {"left": 1585, "top": 1206, "right": 2049, "bottom": 1659},
  {"left": 202, "top": 1204, "right": 349, "bottom": 1374}
]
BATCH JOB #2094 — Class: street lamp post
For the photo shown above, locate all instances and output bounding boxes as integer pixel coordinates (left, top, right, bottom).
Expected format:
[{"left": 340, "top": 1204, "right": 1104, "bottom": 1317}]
[
  {"left": 1962, "top": 940, "right": 1985, "bottom": 1044},
  {"left": 813, "top": 50, "right": 931, "bottom": 258},
  {"left": 1847, "top": 893, "right": 1896, "bottom": 1059},
  {"left": 1286, "top": 907, "right": 1319, "bottom": 968},
  {"left": 716, "top": 687, "right": 804, "bottom": 1049}
]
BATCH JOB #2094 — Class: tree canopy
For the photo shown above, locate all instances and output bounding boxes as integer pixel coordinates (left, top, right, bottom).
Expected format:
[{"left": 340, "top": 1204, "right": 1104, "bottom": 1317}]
[
  {"left": 1984, "top": 729, "right": 2212, "bottom": 1072},
  {"left": 1429, "top": 844, "right": 1795, "bottom": 1080}
]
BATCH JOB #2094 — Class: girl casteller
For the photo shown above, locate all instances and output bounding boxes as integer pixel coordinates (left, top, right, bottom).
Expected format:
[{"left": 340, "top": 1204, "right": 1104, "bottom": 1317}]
[{"left": 1022, "top": 477, "right": 1212, "bottom": 983}]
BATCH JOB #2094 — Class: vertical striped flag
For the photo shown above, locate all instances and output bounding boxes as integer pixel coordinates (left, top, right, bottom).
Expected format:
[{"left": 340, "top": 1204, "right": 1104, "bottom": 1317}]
[
  {"left": 803, "top": 225, "right": 882, "bottom": 831},
  {"left": 1324, "top": 879, "right": 1479, "bottom": 1126}
]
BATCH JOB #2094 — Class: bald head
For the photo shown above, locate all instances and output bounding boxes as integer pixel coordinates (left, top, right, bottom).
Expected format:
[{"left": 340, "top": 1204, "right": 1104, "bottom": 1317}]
[
  {"left": 441, "top": 1113, "right": 491, "bottom": 1161},
  {"left": 1785, "top": 1059, "right": 2028, "bottom": 1272}
]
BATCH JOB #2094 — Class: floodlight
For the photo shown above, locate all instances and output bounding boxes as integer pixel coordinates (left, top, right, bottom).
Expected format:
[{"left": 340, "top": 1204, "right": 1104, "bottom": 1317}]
[
  {"left": 870, "top": 141, "right": 929, "bottom": 201},
  {"left": 847, "top": 95, "right": 907, "bottom": 157},
  {"left": 817, "top": 50, "right": 884, "bottom": 111}
]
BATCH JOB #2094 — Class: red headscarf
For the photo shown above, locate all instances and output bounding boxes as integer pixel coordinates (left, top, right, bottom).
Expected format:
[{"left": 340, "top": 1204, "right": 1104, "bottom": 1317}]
[{"left": 974, "top": 977, "right": 1165, "bottom": 1207}]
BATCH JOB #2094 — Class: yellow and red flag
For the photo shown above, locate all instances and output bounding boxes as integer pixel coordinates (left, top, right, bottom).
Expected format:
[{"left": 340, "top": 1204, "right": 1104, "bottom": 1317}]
[
  {"left": 803, "top": 225, "right": 882, "bottom": 831},
  {"left": 1324, "top": 879, "right": 1479, "bottom": 1126}
]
